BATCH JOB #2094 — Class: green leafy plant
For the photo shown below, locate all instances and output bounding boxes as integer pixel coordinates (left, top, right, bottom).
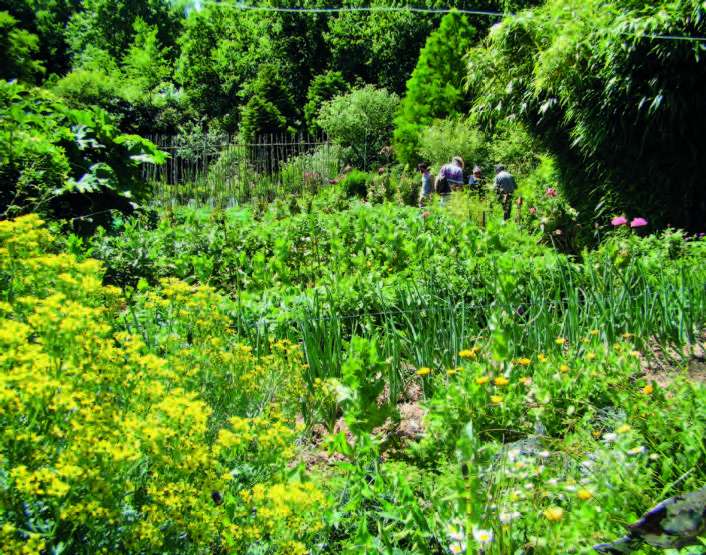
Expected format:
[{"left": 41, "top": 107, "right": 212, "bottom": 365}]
[{"left": 0, "top": 80, "right": 165, "bottom": 226}]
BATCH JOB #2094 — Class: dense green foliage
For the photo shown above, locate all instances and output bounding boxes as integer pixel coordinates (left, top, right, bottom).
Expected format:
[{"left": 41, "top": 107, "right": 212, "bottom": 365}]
[
  {"left": 467, "top": 0, "right": 706, "bottom": 230},
  {"left": 2, "top": 1, "right": 706, "bottom": 553},
  {"left": 304, "top": 70, "right": 349, "bottom": 131},
  {"left": 3, "top": 0, "right": 702, "bottom": 231},
  {"left": 82, "top": 201, "right": 706, "bottom": 554},
  {"left": 89, "top": 201, "right": 706, "bottom": 350},
  {"left": 0, "top": 81, "right": 164, "bottom": 225},
  {"left": 239, "top": 64, "right": 298, "bottom": 141},
  {"left": 0, "top": 11, "right": 45, "bottom": 83},
  {"left": 66, "top": 0, "right": 182, "bottom": 61},
  {"left": 0, "top": 0, "right": 80, "bottom": 75},
  {"left": 394, "top": 11, "right": 476, "bottom": 165},
  {"left": 2, "top": 199, "right": 704, "bottom": 553}
]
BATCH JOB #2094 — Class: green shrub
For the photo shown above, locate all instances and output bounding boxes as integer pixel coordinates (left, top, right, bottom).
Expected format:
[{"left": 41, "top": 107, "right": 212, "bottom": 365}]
[
  {"left": 0, "top": 10, "right": 44, "bottom": 83},
  {"left": 340, "top": 169, "right": 371, "bottom": 198},
  {"left": 304, "top": 70, "right": 349, "bottom": 132},
  {"left": 487, "top": 120, "right": 541, "bottom": 178},
  {"left": 279, "top": 144, "right": 343, "bottom": 195},
  {"left": 417, "top": 117, "right": 488, "bottom": 170},
  {"left": 317, "top": 85, "right": 399, "bottom": 170},
  {"left": 204, "top": 145, "right": 247, "bottom": 198},
  {"left": 393, "top": 174, "right": 419, "bottom": 207},
  {"left": 468, "top": 0, "right": 706, "bottom": 230},
  {"left": 239, "top": 64, "right": 298, "bottom": 141},
  {"left": 52, "top": 66, "right": 122, "bottom": 110}
]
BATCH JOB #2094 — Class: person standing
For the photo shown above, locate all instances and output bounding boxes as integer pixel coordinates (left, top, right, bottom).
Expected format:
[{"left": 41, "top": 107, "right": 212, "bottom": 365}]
[
  {"left": 436, "top": 156, "right": 464, "bottom": 205},
  {"left": 418, "top": 163, "right": 433, "bottom": 207},
  {"left": 468, "top": 165, "right": 484, "bottom": 197},
  {"left": 494, "top": 164, "right": 517, "bottom": 220}
]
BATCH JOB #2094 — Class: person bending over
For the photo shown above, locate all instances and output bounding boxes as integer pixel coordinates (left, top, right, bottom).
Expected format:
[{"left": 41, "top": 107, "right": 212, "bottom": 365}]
[{"left": 436, "top": 156, "right": 464, "bottom": 205}]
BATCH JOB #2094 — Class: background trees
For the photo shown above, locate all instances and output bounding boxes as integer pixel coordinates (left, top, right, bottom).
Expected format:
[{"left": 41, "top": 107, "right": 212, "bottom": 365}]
[
  {"left": 65, "top": 0, "right": 182, "bottom": 62},
  {"left": 0, "top": 0, "right": 81, "bottom": 76},
  {"left": 2, "top": 0, "right": 705, "bottom": 230},
  {"left": 0, "top": 12, "right": 45, "bottom": 83}
]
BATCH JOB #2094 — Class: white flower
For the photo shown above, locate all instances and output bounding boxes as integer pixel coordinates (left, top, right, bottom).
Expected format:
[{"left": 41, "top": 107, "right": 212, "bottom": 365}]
[
  {"left": 499, "top": 511, "right": 521, "bottom": 524},
  {"left": 449, "top": 541, "right": 466, "bottom": 554},
  {"left": 547, "top": 478, "right": 558, "bottom": 486},
  {"left": 473, "top": 528, "right": 494, "bottom": 545},
  {"left": 524, "top": 482, "right": 535, "bottom": 490},
  {"left": 507, "top": 448, "right": 521, "bottom": 462},
  {"left": 538, "top": 450, "right": 550, "bottom": 458},
  {"left": 603, "top": 432, "right": 618, "bottom": 443},
  {"left": 447, "top": 523, "right": 465, "bottom": 542},
  {"left": 649, "top": 453, "right": 659, "bottom": 461},
  {"left": 627, "top": 445, "right": 646, "bottom": 456}
]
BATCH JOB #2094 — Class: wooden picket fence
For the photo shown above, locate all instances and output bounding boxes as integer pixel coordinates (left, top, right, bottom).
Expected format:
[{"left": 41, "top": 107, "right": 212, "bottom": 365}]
[{"left": 142, "top": 133, "right": 341, "bottom": 208}]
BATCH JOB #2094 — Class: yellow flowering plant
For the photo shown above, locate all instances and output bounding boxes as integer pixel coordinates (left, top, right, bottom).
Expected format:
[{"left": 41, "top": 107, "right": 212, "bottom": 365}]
[{"left": 0, "top": 216, "right": 324, "bottom": 553}]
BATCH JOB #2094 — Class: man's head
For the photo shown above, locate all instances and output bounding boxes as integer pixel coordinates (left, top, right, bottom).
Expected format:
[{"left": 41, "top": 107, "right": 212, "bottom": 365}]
[
  {"left": 495, "top": 164, "right": 505, "bottom": 174},
  {"left": 417, "top": 162, "right": 428, "bottom": 173},
  {"left": 452, "top": 156, "right": 465, "bottom": 169},
  {"left": 473, "top": 166, "right": 482, "bottom": 176}
]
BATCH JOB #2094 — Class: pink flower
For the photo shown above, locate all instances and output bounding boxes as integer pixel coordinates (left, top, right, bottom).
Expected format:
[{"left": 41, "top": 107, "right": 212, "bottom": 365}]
[
  {"left": 611, "top": 216, "right": 628, "bottom": 226},
  {"left": 630, "top": 217, "right": 648, "bottom": 228},
  {"left": 545, "top": 187, "right": 557, "bottom": 198},
  {"left": 529, "top": 207, "right": 537, "bottom": 216}
]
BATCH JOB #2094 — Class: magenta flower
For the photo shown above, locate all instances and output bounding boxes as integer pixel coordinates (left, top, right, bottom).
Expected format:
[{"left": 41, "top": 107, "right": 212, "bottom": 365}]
[
  {"left": 611, "top": 216, "right": 628, "bottom": 226},
  {"left": 630, "top": 217, "right": 648, "bottom": 228},
  {"left": 545, "top": 187, "right": 557, "bottom": 198}
]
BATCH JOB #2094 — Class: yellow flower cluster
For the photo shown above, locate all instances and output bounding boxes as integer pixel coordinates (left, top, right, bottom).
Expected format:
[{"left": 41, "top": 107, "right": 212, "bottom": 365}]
[{"left": 0, "top": 215, "right": 322, "bottom": 553}]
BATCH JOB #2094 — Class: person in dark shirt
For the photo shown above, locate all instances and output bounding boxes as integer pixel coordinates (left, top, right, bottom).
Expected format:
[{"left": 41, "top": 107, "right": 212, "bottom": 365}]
[{"left": 494, "top": 164, "right": 517, "bottom": 220}]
